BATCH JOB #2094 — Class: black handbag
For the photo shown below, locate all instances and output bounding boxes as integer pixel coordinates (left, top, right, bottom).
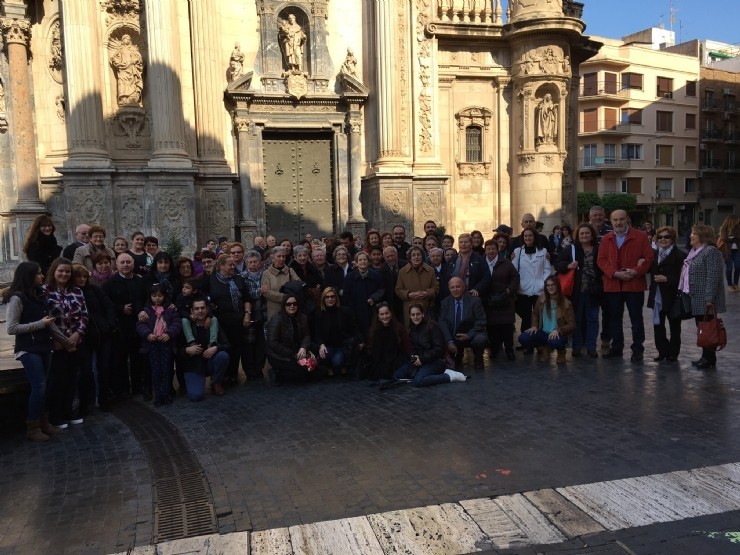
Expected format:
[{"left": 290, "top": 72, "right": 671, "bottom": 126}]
[
  {"left": 487, "top": 290, "right": 510, "bottom": 308},
  {"left": 667, "top": 291, "right": 693, "bottom": 320}
]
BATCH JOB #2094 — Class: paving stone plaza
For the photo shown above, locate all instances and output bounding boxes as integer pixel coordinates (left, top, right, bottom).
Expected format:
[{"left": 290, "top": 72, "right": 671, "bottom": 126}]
[{"left": 1, "top": 294, "right": 740, "bottom": 554}]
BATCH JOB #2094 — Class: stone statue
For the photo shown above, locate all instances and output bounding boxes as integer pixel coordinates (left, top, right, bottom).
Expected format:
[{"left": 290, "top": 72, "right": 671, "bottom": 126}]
[
  {"left": 0, "top": 77, "right": 6, "bottom": 131},
  {"left": 278, "top": 14, "right": 306, "bottom": 72},
  {"left": 227, "top": 42, "right": 245, "bottom": 83},
  {"left": 536, "top": 93, "right": 557, "bottom": 146},
  {"left": 110, "top": 34, "right": 144, "bottom": 106},
  {"left": 340, "top": 48, "right": 358, "bottom": 78}
]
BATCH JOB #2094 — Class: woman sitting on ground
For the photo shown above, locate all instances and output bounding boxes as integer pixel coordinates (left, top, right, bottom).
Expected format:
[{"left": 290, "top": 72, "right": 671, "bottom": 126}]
[
  {"left": 388, "top": 303, "right": 466, "bottom": 388},
  {"left": 313, "top": 287, "right": 361, "bottom": 376},
  {"left": 366, "top": 302, "right": 410, "bottom": 382},
  {"left": 518, "top": 276, "right": 575, "bottom": 364},
  {"left": 265, "top": 294, "right": 315, "bottom": 384}
]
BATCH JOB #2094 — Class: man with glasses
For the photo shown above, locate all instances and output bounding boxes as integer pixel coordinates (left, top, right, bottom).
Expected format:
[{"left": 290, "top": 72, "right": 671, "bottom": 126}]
[
  {"left": 63, "top": 223, "right": 90, "bottom": 260},
  {"left": 597, "top": 209, "right": 654, "bottom": 362},
  {"left": 392, "top": 225, "right": 412, "bottom": 261}
]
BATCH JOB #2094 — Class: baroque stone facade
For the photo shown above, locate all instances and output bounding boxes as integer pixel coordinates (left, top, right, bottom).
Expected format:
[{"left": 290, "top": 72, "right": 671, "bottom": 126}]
[{"left": 0, "top": 0, "right": 598, "bottom": 279}]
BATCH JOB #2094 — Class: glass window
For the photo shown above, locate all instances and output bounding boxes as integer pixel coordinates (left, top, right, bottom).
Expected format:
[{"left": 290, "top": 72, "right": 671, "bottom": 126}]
[
  {"left": 686, "top": 81, "right": 697, "bottom": 97},
  {"left": 656, "top": 111, "right": 673, "bottom": 132},
  {"left": 657, "top": 77, "right": 674, "bottom": 99},
  {"left": 584, "top": 144, "right": 597, "bottom": 166},
  {"left": 685, "top": 178, "right": 696, "bottom": 193},
  {"left": 621, "top": 143, "right": 642, "bottom": 160},
  {"left": 685, "top": 146, "right": 697, "bottom": 163},
  {"left": 656, "top": 178, "right": 673, "bottom": 198},
  {"left": 621, "top": 72, "right": 643, "bottom": 90},
  {"left": 583, "top": 108, "right": 598, "bottom": 132},
  {"left": 621, "top": 108, "right": 642, "bottom": 125},
  {"left": 620, "top": 178, "right": 641, "bottom": 194},
  {"left": 604, "top": 144, "right": 617, "bottom": 164},
  {"left": 656, "top": 145, "right": 673, "bottom": 166},
  {"left": 465, "top": 126, "right": 482, "bottom": 163},
  {"left": 685, "top": 113, "right": 696, "bottom": 129}
]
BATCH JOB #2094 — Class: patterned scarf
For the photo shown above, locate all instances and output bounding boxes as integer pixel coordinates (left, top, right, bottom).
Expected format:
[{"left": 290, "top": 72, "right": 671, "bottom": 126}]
[
  {"left": 216, "top": 272, "right": 241, "bottom": 312},
  {"left": 679, "top": 245, "right": 705, "bottom": 294}
]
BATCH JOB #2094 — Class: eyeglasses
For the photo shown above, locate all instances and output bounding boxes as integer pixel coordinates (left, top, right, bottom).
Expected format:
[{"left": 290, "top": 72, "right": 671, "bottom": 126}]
[
  {"left": 285, "top": 302, "right": 298, "bottom": 307},
  {"left": 656, "top": 235, "right": 672, "bottom": 240}
]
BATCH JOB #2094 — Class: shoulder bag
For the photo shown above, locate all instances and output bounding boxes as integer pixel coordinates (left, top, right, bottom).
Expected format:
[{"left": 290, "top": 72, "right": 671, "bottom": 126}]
[{"left": 696, "top": 304, "right": 727, "bottom": 351}]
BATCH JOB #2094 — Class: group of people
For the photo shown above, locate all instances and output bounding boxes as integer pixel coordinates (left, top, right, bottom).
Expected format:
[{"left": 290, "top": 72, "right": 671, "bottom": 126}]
[{"left": 6, "top": 208, "right": 730, "bottom": 441}]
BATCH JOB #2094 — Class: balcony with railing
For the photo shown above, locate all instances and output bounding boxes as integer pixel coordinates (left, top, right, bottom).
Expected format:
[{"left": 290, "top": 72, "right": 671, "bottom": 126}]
[
  {"left": 579, "top": 82, "right": 629, "bottom": 101},
  {"left": 433, "top": 0, "right": 584, "bottom": 24},
  {"left": 578, "top": 157, "right": 630, "bottom": 171},
  {"left": 579, "top": 119, "right": 638, "bottom": 135},
  {"left": 726, "top": 132, "right": 740, "bottom": 143},
  {"left": 702, "top": 99, "right": 721, "bottom": 111},
  {"left": 700, "top": 161, "right": 725, "bottom": 172},
  {"left": 702, "top": 129, "right": 724, "bottom": 142}
]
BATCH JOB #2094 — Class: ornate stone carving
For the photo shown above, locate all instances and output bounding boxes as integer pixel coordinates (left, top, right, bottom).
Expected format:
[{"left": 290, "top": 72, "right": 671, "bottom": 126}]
[
  {"left": 48, "top": 20, "right": 64, "bottom": 84},
  {"left": 456, "top": 159, "right": 492, "bottom": 177},
  {"left": 157, "top": 189, "right": 187, "bottom": 240},
  {"left": 514, "top": 45, "right": 570, "bottom": 77},
  {"left": 227, "top": 43, "right": 245, "bottom": 83},
  {"left": 416, "top": 0, "right": 433, "bottom": 152},
  {"left": 418, "top": 190, "right": 441, "bottom": 220},
  {"left": 398, "top": 0, "right": 409, "bottom": 152},
  {"left": 536, "top": 93, "right": 557, "bottom": 147},
  {"left": 108, "top": 33, "right": 144, "bottom": 107},
  {"left": 206, "top": 193, "right": 230, "bottom": 240},
  {"left": 67, "top": 189, "right": 105, "bottom": 224},
  {"left": 120, "top": 192, "right": 144, "bottom": 232},
  {"left": 284, "top": 70, "right": 309, "bottom": 100},
  {"left": 1, "top": 18, "right": 32, "bottom": 46},
  {"left": 384, "top": 189, "right": 408, "bottom": 217},
  {"left": 233, "top": 117, "right": 249, "bottom": 133},
  {"left": 340, "top": 48, "right": 358, "bottom": 78},
  {"left": 55, "top": 94, "right": 66, "bottom": 122},
  {"left": 100, "top": 0, "right": 141, "bottom": 25},
  {"left": 0, "top": 76, "right": 6, "bottom": 132},
  {"left": 278, "top": 14, "right": 306, "bottom": 72},
  {"left": 111, "top": 106, "right": 149, "bottom": 148}
]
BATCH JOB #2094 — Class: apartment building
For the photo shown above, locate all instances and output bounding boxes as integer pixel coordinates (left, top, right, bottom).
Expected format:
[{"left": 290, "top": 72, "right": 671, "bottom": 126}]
[{"left": 577, "top": 32, "right": 700, "bottom": 237}]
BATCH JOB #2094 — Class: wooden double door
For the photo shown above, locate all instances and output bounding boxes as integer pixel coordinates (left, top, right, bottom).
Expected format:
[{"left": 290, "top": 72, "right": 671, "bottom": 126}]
[{"left": 262, "top": 133, "right": 335, "bottom": 241}]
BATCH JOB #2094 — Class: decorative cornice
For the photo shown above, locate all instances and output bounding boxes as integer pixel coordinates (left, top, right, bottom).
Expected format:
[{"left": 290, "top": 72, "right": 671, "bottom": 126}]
[
  {"left": 100, "top": 0, "right": 141, "bottom": 17},
  {"left": 1, "top": 18, "right": 32, "bottom": 47}
]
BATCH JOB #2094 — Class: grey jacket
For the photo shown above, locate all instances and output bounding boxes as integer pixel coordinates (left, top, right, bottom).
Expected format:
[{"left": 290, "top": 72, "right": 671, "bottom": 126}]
[{"left": 686, "top": 245, "right": 726, "bottom": 315}]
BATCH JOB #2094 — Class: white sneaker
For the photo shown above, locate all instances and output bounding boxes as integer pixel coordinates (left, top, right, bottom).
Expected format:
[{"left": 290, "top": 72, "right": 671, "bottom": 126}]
[
  {"left": 68, "top": 418, "right": 84, "bottom": 425},
  {"left": 54, "top": 422, "right": 69, "bottom": 430},
  {"left": 444, "top": 369, "right": 467, "bottom": 383}
]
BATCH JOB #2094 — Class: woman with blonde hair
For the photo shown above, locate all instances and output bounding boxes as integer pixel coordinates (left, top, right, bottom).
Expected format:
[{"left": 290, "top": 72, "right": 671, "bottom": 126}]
[
  {"left": 313, "top": 287, "right": 361, "bottom": 376},
  {"left": 718, "top": 215, "right": 740, "bottom": 291}
]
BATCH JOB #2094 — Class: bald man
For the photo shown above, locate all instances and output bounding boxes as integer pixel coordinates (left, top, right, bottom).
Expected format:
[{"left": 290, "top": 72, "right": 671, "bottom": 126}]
[
  {"left": 510, "top": 213, "right": 549, "bottom": 251},
  {"left": 438, "top": 277, "right": 487, "bottom": 370}
]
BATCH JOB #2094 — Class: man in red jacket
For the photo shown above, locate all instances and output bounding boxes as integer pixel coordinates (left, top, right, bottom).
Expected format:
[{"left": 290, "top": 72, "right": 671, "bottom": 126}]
[{"left": 597, "top": 210, "right": 654, "bottom": 362}]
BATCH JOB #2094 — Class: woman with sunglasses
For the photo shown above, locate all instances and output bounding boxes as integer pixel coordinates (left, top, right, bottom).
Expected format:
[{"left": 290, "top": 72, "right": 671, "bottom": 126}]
[
  {"left": 265, "top": 295, "right": 314, "bottom": 384},
  {"left": 313, "top": 287, "right": 361, "bottom": 376},
  {"left": 517, "top": 276, "right": 575, "bottom": 364},
  {"left": 647, "top": 227, "right": 687, "bottom": 362}
]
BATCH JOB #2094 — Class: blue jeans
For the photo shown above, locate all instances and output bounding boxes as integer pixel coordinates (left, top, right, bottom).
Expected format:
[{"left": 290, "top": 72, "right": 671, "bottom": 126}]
[
  {"left": 19, "top": 352, "right": 51, "bottom": 421},
  {"left": 517, "top": 330, "right": 569, "bottom": 351},
  {"left": 725, "top": 250, "right": 740, "bottom": 286},
  {"left": 572, "top": 292, "right": 599, "bottom": 351},
  {"left": 606, "top": 291, "right": 645, "bottom": 354},
  {"left": 323, "top": 346, "right": 348, "bottom": 369},
  {"left": 184, "top": 351, "right": 229, "bottom": 402},
  {"left": 394, "top": 360, "right": 448, "bottom": 387}
]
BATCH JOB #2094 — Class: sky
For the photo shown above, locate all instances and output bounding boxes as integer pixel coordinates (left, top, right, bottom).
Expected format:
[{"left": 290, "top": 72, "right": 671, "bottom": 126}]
[{"left": 579, "top": 0, "right": 738, "bottom": 46}]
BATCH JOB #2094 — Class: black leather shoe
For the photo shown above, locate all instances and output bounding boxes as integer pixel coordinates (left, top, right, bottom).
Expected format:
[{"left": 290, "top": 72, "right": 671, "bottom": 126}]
[
  {"left": 653, "top": 355, "right": 666, "bottom": 362},
  {"left": 506, "top": 350, "right": 516, "bottom": 361},
  {"left": 665, "top": 356, "right": 676, "bottom": 362},
  {"left": 696, "top": 359, "right": 716, "bottom": 370},
  {"left": 603, "top": 350, "right": 623, "bottom": 359},
  {"left": 587, "top": 350, "right": 599, "bottom": 358},
  {"left": 631, "top": 352, "right": 644, "bottom": 362},
  {"left": 691, "top": 358, "right": 707, "bottom": 367}
]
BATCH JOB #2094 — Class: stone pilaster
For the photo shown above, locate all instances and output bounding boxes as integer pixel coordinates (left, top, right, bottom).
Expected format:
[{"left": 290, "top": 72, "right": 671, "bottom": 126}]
[
  {"left": 144, "top": 0, "right": 191, "bottom": 167},
  {"left": 346, "top": 113, "right": 366, "bottom": 237},
  {"left": 1, "top": 15, "right": 46, "bottom": 213},
  {"left": 59, "top": 0, "right": 110, "bottom": 166},
  {"left": 187, "top": 0, "right": 229, "bottom": 171},
  {"left": 234, "top": 117, "right": 257, "bottom": 239}
]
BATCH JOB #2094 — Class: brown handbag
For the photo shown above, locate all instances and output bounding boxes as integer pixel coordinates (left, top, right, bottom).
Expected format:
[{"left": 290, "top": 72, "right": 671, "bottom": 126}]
[{"left": 696, "top": 304, "right": 727, "bottom": 351}]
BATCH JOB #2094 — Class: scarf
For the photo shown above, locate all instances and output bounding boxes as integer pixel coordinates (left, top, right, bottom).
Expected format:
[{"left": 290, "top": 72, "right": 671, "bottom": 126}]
[
  {"left": 154, "top": 271, "right": 172, "bottom": 295},
  {"left": 216, "top": 272, "right": 241, "bottom": 312},
  {"left": 93, "top": 268, "right": 114, "bottom": 285},
  {"left": 152, "top": 305, "right": 166, "bottom": 336},
  {"left": 679, "top": 245, "right": 705, "bottom": 294}
]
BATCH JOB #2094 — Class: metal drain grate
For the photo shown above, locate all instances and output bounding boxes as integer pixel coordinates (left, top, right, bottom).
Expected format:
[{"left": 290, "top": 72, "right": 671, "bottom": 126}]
[{"left": 113, "top": 401, "right": 219, "bottom": 544}]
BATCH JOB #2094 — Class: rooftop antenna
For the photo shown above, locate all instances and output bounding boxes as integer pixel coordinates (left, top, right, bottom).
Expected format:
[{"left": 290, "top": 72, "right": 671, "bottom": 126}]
[{"left": 669, "top": 0, "right": 677, "bottom": 34}]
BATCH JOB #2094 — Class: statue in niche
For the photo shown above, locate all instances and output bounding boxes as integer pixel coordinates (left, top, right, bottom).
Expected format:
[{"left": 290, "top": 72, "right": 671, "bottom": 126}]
[
  {"left": 110, "top": 34, "right": 144, "bottom": 106},
  {"left": 536, "top": 93, "right": 557, "bottom": 147},
  {"left": 278, "top": 14, "right": 306, "bottom": 72},
  {"left": 340, "top": 48, "right": 358, "bottom": 78},
  {"left": 227, "top": 42, "right": 245, "bottom": 83}
]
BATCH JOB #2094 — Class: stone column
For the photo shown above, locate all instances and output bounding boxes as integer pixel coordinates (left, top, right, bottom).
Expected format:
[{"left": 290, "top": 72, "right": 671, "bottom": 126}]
[
  {"left": 187, "top": 0, "right": 228, "bottom": 171},
  {"left": 1, "top": 14, "right": 46, "bottom": 212},
  {"left": 59, "top": 0, "right": 110, "bottom": 165},
  {"left": 144, "top": 0, "right": 191, "bottom": 167},
  {"left": 346, "top": 112, "right": 366, "bottom": 236},
  {"left": 373, "top": 0, "right": 401, "bottom": 163},
  {"left": 234, "top": 117, "right": 257, "bottom": 237}
]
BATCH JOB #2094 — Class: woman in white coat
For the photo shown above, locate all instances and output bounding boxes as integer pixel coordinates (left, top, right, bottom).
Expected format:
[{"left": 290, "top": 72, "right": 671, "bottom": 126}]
[{"left": 513, "top": 229, "right": 551, "bottom": 352}]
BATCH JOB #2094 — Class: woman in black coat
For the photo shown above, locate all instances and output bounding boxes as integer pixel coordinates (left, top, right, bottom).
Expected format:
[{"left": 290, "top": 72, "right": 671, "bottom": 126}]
[
  {"left": 483, "top": 239, "right": 520, "bottom": 360},
  {"left": 313, "top": 287, "right": 362, "bottom": 376},
  {"left": 23, "top": 215, "right": 62, "bottom": 275},
  {"left": 342, "top": 251, "right": 385, "bottom": 340},
  {"left": 204, "top": 255, "right": 253, "bottom": 385},
  {"left": 266, "top": 294, "right": 314, "bottom": 384},
  {"left": 72, "top": 264, "right": 117, "bottom": 412},
  {"left": 554, "top": 223, "right": 603, "bottom": 358},
  {"left": 647, "top": 226, "right": 687, "bottom": 362}
]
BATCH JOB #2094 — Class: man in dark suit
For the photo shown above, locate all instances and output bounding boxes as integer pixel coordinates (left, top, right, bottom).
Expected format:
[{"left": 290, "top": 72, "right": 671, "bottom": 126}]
[
  {"left": 63, "top": 223, "right": 90, "bottom": 260},
  {"left": 439, "top": 277, "right": 488, "bottom": 370}
]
